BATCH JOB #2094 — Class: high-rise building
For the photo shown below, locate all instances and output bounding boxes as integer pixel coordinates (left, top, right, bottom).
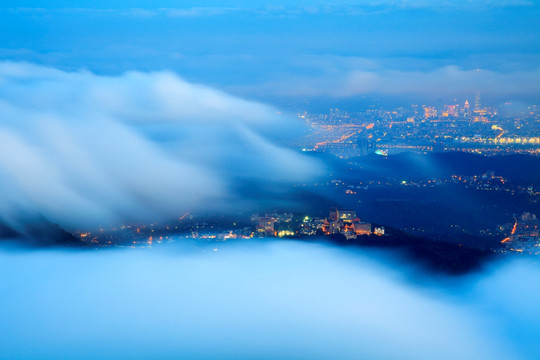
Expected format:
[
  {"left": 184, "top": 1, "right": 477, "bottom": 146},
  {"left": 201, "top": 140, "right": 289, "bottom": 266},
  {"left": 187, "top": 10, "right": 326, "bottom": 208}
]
[
  {"left": 464, "top": 100, "right": 471, "bottom": 117},
  {"left": 358, "top": 138, "right": 369, "bottom": 156},
  {"left": 444, "top": 105, "right": 457, "bottom": 117},
  {"left": 474, "top": 92, "right": 481, "bottom": 112}
]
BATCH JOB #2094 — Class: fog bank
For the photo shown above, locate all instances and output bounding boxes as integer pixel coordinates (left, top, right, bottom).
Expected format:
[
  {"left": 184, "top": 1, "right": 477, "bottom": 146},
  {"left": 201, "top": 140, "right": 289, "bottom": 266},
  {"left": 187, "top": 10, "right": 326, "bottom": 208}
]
[
  {"left": 0, "top": 62, "right": 320, "bottom": 232},
  {"left": 0, "top": 241, "right": 538, "bottom": 359}
]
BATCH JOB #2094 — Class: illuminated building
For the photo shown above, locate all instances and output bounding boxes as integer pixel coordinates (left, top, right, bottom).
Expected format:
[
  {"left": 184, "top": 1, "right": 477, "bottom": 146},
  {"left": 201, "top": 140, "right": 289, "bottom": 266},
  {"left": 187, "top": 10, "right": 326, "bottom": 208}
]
[
  {"left": 423, "top": 106, "right": 437, "bottom": 119},
  {"left": 510, "top": 213, "right": 540, "bottom": 241},
  {"left": 474, "top": 92, "right": 481, "bottom": 112},
  {"left": 328, "top": 219, "right": 340, "bottom": 235},
  {"left": 300, "top": 216, "right": 326, "bottom": 236},
  {"left": 444, "top": 105, "right": 457, "bottom": 117},
  {"left": 355, "top": 222, "right": 372, "bottom": 235},
  {"left": 338, "top": 209, "right": 356, "bottom": 223},
  {"left": 503, "top": 213, "right": 540, "bottom": 254},
  {"left": 277, "top": 230, "right": 295, "bottom": 237},
  {"left": 326, "top": 208, "right": 373, "bottom": 238},
  {"left": 255, "top": 216, "right": 277, "bottom": 237},
  {"left": 342, "top": 223, "right": 357, "bottom": 239}
]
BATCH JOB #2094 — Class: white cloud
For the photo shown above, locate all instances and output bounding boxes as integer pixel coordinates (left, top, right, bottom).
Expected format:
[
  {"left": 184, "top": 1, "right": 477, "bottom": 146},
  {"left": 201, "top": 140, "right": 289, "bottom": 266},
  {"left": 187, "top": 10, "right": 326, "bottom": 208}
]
[
  {"left": 0, "top": 241, "right": 538, "bottom": 359},
  {"left": 0, "top": 62, "right": 320, "bottom": 230},
  {"left": 249, "top": 65, "right": 540, "bottom": 99}
]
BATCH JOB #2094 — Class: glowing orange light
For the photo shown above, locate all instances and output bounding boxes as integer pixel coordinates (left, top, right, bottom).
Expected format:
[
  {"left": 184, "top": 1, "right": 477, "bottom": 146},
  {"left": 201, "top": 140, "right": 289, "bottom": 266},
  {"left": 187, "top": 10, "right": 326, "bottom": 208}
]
[
  {"left": 511, "top": 220, "right": 518, "bottom": 235},
  {"left": 179, "top": 212, "right": 190, "bottom": 220}
]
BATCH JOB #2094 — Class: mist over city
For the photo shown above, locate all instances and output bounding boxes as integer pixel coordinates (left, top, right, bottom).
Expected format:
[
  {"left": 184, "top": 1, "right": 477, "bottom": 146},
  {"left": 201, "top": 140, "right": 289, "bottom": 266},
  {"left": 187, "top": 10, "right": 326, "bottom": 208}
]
[{"left": 0, "top": 1, "right": 539, "bottom": 359}]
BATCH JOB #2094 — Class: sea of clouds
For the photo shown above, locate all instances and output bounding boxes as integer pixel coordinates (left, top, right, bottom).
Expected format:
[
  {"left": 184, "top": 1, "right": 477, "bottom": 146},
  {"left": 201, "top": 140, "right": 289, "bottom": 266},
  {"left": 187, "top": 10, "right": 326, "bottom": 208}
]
[{"left": 0, "top": 240, "right": 538, "bottom": 359}]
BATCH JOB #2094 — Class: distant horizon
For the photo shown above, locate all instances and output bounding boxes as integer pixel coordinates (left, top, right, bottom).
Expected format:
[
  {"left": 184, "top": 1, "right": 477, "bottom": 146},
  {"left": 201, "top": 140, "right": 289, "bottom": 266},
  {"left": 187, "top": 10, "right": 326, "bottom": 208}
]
[{"left": 0, "top": 1, "right": 539, "bottom": 105}]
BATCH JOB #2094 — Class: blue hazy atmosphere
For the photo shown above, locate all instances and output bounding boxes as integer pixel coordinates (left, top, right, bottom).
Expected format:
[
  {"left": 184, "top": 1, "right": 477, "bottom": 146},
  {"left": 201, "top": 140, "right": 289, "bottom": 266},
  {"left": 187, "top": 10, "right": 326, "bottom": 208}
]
[
  {"left": 0, "top": 1, "right": 539, "bottom": 103},
  {"left": 1, "top": 1, "right": 539, "bottom": 359}
]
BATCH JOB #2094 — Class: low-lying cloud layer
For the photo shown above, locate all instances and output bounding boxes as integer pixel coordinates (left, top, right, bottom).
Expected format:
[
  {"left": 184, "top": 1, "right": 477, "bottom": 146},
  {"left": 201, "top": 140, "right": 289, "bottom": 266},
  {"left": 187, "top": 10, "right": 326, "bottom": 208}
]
[
  {"left": 0, "top": 241, "right": 538, "bottom": 359},
  {"left": 0, "top": 62, "right": 319, "bottom": 231},
  {"left": 251, "top": 65, "right": 540, "bottom": 100}
]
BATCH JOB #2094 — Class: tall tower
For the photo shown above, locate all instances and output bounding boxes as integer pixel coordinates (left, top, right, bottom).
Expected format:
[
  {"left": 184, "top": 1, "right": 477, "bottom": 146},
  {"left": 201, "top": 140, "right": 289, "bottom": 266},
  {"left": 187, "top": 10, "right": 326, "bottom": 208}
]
[
  {"left": 358, "top": 138, "right": 369, "bottom": 156},
  {"left": 473, "top": 91, "right": 487, "bottom": 121},
  {"left": 474, "top": 92, "right": 481, "bottom": 112}
]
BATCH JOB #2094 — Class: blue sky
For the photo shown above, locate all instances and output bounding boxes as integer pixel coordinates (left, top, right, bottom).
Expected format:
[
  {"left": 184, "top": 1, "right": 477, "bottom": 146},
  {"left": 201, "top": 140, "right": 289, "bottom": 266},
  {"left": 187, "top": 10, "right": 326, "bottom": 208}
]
[{"left": 1, "top": 1, "right": 539, "bottom": 103}]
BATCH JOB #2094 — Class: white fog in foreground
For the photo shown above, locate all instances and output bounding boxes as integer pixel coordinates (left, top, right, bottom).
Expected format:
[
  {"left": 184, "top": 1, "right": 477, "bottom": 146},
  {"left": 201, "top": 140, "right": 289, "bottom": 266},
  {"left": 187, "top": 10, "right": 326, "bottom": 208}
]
[{"left": 0, "top": 241, "right": 538, "bottom": 360}]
